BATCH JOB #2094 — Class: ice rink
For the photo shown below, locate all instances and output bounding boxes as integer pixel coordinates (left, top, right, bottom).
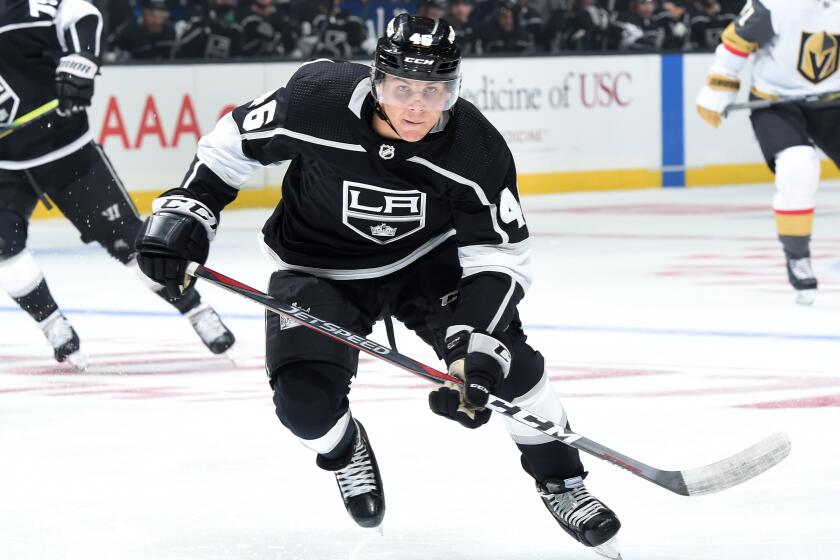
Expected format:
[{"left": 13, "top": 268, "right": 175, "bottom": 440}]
[{"left": 1, "top": 183, "right": 839, "bottom": 560}]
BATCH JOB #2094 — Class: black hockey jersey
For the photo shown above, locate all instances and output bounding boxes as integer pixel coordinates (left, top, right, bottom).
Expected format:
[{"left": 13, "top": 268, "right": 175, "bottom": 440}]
[
  {"left": 0, "top": 0, "right": 101, "bottom": 169},
  {"left": 176, "top": 59, "right": 532, "bottom": 335}
]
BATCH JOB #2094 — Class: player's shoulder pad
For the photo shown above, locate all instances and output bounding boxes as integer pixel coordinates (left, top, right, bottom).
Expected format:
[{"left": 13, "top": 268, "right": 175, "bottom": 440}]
[
  {"left": 731, "top": 0, "right": 775, "bottom": 48},
  {"left": 281, "top": 60, "right": 370, "bottom": 132},
  {"left": 441, "top": 98, "right": 512, "bottom": 187}
]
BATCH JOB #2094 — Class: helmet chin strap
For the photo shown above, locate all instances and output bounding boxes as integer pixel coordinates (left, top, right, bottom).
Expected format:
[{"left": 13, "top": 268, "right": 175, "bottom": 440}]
[{"left": 374, "top": 102, "right": 403, "bottom": 140}]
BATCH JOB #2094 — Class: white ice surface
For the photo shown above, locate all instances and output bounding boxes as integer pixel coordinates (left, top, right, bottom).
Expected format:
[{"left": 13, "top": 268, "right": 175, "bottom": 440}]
[{"left": 1, "top": 183, "right": 839, "bottom": 560}]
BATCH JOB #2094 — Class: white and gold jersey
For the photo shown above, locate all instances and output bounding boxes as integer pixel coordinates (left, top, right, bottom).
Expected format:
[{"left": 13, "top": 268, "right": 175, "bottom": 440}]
[{"left": 721, "top": 0, "right": 840, "bottom": 97}]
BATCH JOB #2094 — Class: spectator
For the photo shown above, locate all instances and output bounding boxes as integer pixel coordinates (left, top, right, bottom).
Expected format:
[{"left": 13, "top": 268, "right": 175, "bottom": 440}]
[
  {"left": 563, "top": 0, "right": 620, "bottom": 51},
  {"left": 448, "top": 0, "right": 478, "bottom": 54},
  {"left": 238, "top": 0, "right": 287, "bottom": 56},
  {"left": 104, "top": 0, "right": 134, "bottom": 37},
  {"left": 475, "top": 0, "right": 535, "bottom": 54},
  {"left": 690, "top": 0, "right": 736, "bottom": 50},
  {"left": 417, "top": 0, "right": 448, "bottom": 20},
  {"left": 173, "top": 0, "right": 243, "bottom": 60},
  {"left": 108, "top": 0, "right": 176, "bottom": 61},
  {"left": 294, "top": 0, "right": 373, "bottom": 59},
  {"left": 514, "top": 0, "right": 547, "bottom": 49},
  {"left": 469, "top": 0, "right": 497, "bottom": 26},
  {"left": 718, "top": 0, "right": 744, "bottom": 14},
  {"left": 654, "top": 0, "right": 692, "bottom": 51},
  {"left": 616, "top": 0, "right": 664, "bottom": 51}
]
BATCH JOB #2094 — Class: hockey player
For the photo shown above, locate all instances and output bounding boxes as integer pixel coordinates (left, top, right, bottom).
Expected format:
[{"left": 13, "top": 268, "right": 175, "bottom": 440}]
[
  {"left": 0, "top": 0, "right": 235, "bottom": 368},
  {"left": 696, "top": 0, "right": 840, "bottom": 305},
  {"left": 134, "top": 14, "right": 621, "bottom": 555}
]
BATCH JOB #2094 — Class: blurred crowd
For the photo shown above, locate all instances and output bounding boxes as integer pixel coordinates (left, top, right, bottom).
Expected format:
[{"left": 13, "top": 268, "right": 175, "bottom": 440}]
[{"left": 97, "top": 0, "right": 747, "bottom": 62}]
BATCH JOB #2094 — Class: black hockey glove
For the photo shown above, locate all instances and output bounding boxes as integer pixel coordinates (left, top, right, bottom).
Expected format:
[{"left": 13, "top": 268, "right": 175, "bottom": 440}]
[
  {"left": 428, "top": 330, "right": 511, "bottom": 429},
  {"left": 55, "top": 53, "right": 98, "bottom": 116},
  {"left": 135, "top": 194, "right": 218, "bottom": 298}
]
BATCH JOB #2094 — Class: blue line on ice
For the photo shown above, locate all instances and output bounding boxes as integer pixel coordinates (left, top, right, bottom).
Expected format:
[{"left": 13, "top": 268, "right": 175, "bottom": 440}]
[{"left": 2, "top": 307, "right": 838, "bottom": 342}]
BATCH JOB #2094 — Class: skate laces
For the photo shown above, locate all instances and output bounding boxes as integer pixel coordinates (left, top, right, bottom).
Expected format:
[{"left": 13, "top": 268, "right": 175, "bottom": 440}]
[
  {"left": 39, "top": 312, "right": 74, "bottom": 348},
  {"left": 188, "top": 305, "right": 228, "bottom": 342},
  {"left": 541, "top": 480, "right": 607, "bottom": 528},
  {"left": 335, "top": 436, "right": 378, "bottom": 499},
  {"left": 788, "top": 258, "right": 815, "bottom": 281}
]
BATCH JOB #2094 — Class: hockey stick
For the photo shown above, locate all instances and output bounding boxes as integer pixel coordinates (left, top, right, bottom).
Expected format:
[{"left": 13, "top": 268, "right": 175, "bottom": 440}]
[
  {"left": 723, "top": 90, "right": 840, "bottom": 117},
  {"left": 186, "top": 262, "right": 791, "bottom": 496},
  {"left": 0, "top": 99, "right": 59, "bottom": 140}
]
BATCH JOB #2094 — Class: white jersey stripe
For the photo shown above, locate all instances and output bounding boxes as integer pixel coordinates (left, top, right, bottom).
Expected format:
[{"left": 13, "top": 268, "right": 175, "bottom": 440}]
[
  {"left": 407, "top": 156, "right": 509, "bottom": 244},
  {"left": 242, "top": 127, "right": 366, "bottom": 152},
  {"left": 487, "top": 277, "right": 516, "bottom": 333},
  {"left": 0, "top": 131, "right": 93, "bottom": 170},
  {"left": 259, "top": 229, "right": 456, "bottom": 280},
  {"left": 0, "top": 21, "right": 53, "bottom": 35}
]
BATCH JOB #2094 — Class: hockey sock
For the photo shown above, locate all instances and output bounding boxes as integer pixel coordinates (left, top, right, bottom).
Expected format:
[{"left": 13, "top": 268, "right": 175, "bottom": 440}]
[
  {"left": 778, "top": 233, "right": 811, "bottom": 259},
  {"left": 0, "top": 250, "right": 59, "bottom": 322},
  {"left": 319, "top": 420, "right": 358, "bottom": 462},
  {"left": 14, "top": 279, "right": 60, "bottom": 322}
]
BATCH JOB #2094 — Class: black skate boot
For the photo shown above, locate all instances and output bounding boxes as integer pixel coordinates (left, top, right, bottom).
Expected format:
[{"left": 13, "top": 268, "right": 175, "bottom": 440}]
[
  {"left": 185, "top": 303, "right": 235, "bottom": 354},
  {"left": 317, "top": 420, "right": 385, "bottom": 528},
  {"left": 38, "top": 311, "right": 87, "bottom": 370},
  {"left": 537, "top": 476, "right": 620, "bottom": 549},
  {"left": 785, "top": 253, "right": 817, "bottom": 306}
]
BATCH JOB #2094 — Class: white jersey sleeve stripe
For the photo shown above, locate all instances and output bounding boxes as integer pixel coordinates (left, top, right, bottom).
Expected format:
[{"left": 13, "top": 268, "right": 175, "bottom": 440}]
[
  {"left": 487, "top": 277, "right": 517, "bottom": 333},
  {"left": 458, "top": 240, "right": 533, "bottom": 292},
  {"left": 54, "top": 0, "right": 101, "bottom": 52},
  {"left": 241, "top": 127, "right": 366, "bottom": 152},
  {"left": 196, "top": 112, "right": 263, "bottom": 189}
]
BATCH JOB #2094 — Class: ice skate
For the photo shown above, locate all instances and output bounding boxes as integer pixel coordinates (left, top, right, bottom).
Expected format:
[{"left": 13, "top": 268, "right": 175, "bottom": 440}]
[
  {"left": 785, "top": 255, "right": 817, "bottom": 306},
  {"left": 38, "top": 311, "right": 87, "bottom": 370},
  {"left": 537, "top": 476, "right": 620, "bottom": 549},
  {"left": 317, "top": 420, "right": 385, "bottom": 528},
  {"left": 185, "top": 303, "right": 235, "bottom": 354}
]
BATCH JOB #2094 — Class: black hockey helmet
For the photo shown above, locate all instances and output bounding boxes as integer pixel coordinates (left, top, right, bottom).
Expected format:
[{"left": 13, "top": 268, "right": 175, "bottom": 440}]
[{"left": 371, "top": 14, "right": 462, "bottom": 111}]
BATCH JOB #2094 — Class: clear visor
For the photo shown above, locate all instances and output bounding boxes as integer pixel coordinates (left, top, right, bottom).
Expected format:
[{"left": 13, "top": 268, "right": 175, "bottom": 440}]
[{"left": 372, "top": 69, "right": 461, "bottom": 112}]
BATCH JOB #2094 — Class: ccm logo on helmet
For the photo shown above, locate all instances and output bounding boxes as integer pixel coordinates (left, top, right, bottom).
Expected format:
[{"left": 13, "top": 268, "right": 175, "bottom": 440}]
[{"left": 404, "top": 57, "right": 435, "bottom": 65}]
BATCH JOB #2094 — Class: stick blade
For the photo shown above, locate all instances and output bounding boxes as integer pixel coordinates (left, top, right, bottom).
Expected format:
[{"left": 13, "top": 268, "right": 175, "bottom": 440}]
[{"left": 681, "top": 432, "right": 791, "bottom": 496}]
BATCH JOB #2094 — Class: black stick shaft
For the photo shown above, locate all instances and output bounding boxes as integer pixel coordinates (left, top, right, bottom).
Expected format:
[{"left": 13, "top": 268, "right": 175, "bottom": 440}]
[{"left": 187, "top": 262, "right": 789, "bottom": 496}]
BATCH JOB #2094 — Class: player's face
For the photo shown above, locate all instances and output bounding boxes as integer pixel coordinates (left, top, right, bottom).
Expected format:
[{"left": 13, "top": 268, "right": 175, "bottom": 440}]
[{"left": 376, "top": 76, "right": 448, "bottom": 142}]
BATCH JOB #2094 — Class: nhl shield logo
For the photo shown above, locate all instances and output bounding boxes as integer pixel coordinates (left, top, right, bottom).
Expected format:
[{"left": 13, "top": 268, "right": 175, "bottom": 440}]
[
  {"left": 379, "top": 144, "right": 395, "bottom": 160},
  {"left": 0, "top": 76, "right": 20, "bottom": 126},
  {"left": 342, "top": 181, "right": 426, "bottom": 244}
]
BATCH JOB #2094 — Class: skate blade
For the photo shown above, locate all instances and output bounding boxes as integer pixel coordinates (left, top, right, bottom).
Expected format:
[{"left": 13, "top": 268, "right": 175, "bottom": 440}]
[
  {"left": 66, "top": 350, "right": 89, "bottom": 372},
  {"left": 221, "top": 350, "right": 239, "bottom": 367},
  {"left": 795, "top": 289, "right": 816, "bottom": 306},
  {"left": 593, "top": 536, "right": 622, "bottom": 560},
  {"left": 348, "top": 525, "right": 382, "bottom": 560}
]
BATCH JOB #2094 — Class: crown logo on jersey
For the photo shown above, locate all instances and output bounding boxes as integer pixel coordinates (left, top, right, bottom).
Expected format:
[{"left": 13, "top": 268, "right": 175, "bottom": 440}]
[
  {"left": 379, "top": 144, "right": 395, "bottom": 160},
  {"left": 370, "top": 223, "right": 398, "bottom": 237}
]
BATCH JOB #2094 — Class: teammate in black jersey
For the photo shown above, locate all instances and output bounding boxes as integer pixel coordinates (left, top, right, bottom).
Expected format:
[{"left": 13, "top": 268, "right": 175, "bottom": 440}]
[
  {"left": 136, "top": 14, "right": 621, "bottom": 554},
  {"left": 0, "top": 0, "right": 235, "bottom": 368}
]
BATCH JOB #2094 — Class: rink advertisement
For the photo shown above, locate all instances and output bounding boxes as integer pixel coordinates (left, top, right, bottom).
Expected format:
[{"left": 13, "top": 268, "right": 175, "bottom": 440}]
[
  {"left": 30, "top": 53, "right": 839, "bottom": 219},
  {"left": 77, "top": 55, "right": 661, "bottom": 205}
]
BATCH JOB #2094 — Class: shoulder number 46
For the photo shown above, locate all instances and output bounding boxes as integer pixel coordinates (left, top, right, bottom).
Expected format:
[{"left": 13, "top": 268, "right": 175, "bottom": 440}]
[{"left": 499, "top": 188, "right": 525, "bottom": 228}]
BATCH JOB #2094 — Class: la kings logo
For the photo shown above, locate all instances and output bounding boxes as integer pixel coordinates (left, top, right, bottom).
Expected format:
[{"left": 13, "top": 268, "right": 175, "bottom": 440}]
[
  {"left": 342, "top": 181, "right": 426, "bottom": 244},
  {"left": 798, "top": 31, "right": 840, "bottom": 84},
  {"left": 0, "top": 76, "right": 20, "bottom": 126}
]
